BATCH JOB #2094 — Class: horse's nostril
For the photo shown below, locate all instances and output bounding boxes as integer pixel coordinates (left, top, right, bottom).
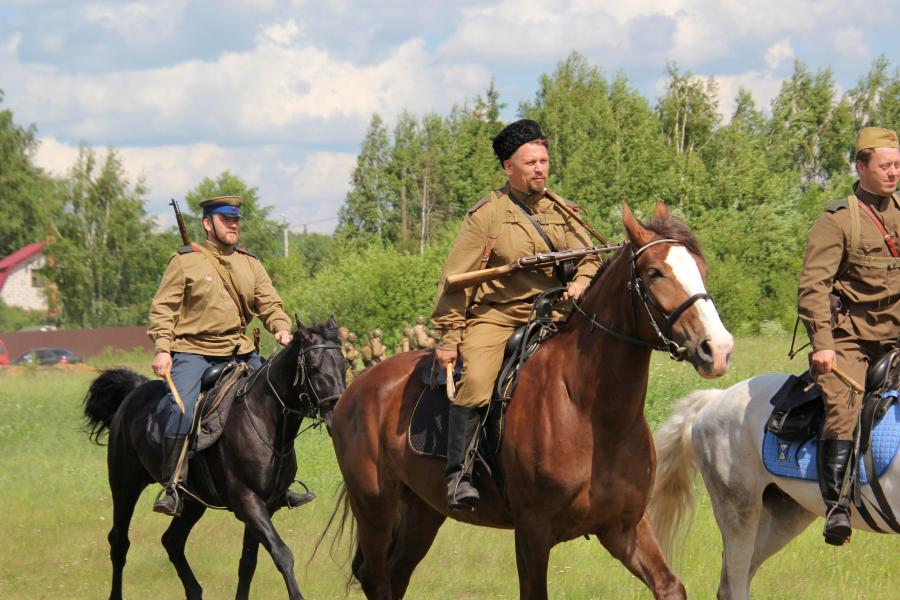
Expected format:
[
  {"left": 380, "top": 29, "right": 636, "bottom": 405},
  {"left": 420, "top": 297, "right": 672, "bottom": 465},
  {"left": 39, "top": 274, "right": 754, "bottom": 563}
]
[{"left": 698, "top": 339, "right": 713, "bottom": 361}]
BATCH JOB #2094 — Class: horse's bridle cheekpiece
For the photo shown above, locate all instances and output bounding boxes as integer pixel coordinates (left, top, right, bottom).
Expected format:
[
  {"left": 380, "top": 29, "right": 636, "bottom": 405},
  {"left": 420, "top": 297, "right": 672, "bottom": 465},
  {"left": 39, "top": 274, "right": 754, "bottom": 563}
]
[{"left": 575, "top": 238, "right": 713, "bottom": 360}]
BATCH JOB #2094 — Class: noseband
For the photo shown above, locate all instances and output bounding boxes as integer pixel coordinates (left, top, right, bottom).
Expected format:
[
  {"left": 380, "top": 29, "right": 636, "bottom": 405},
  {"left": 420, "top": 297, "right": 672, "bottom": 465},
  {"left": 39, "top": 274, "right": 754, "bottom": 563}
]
[{"left": 575, "top": 238, "right": 714, "bottom": 360}]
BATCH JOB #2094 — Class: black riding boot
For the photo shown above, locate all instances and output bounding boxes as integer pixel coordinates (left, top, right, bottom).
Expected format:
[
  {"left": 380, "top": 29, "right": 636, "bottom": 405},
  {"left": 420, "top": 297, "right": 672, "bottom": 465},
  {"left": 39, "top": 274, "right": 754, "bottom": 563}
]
[
  {"left": 445, "top": 404, "right": 481, "bottom": 510},
  {"left": 282, "top": 484, "right": 317, "bottom": 509},
  {"left": 817, "top": 439, "right": 853, "bottom": 546},
  {"left": 153, "top": 435, "right": 189, "bottom": 517}
]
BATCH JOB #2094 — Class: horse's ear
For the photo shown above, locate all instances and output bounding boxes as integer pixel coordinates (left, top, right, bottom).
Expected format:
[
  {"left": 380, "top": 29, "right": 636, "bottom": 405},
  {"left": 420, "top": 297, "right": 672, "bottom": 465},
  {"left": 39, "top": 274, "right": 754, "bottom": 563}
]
[
  {"left": 622, "top": 202, "right": 653, "bottom": 247},
  {"left": 294, "top": 315, "right": 306, "bottom": 334},
  {"left": 326, "top": 314, "right": 338, "bottom": 329},
  {"left": 654, "top": 200, "right": 670, "bottom": 222}
]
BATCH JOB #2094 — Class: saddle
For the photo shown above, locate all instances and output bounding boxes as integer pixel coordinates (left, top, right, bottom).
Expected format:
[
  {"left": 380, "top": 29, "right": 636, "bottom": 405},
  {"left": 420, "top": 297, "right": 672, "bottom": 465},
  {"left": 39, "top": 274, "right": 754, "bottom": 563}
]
[
  {"left": 408, "top": 290, "right": 563, "bottom": 493},
  {"left": 762, "top": 348, "right": 900, "bottom": 532},
  {"left": 149, "top": 361, "right": 251, "bottom": 452}
]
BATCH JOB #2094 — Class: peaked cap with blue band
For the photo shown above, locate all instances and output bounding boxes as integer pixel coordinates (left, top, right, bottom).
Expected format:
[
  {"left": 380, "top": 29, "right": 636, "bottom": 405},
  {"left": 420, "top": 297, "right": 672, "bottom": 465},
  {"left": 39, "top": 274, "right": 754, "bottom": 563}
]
[{"left": 200, "top": 195, "right": 242, "bottom": 217}]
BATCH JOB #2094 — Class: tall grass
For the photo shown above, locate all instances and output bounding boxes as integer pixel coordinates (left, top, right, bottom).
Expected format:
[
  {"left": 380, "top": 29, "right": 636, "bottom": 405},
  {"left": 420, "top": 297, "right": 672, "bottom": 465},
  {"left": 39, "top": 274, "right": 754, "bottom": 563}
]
[{"left": 0, "top": 336, "right": 896, "bottom": 598}]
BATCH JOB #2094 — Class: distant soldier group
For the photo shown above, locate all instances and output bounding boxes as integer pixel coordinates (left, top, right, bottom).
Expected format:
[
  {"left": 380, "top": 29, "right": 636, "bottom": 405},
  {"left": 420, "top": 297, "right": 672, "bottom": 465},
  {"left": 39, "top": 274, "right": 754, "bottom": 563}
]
[{"left": 338, "top": 317, "right": 439, "bottom": 379}]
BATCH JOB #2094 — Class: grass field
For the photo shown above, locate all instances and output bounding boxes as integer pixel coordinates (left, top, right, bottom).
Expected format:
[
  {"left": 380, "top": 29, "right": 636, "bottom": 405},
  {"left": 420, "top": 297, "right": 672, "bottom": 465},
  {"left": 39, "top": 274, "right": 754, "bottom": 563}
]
[{"left": 1, "top": 337, "right": 897, "bottom": 599}]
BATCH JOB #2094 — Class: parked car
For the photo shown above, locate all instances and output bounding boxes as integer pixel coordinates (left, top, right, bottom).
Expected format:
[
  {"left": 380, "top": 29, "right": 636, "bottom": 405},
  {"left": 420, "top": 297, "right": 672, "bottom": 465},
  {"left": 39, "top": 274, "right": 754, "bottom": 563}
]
[
  {"left": 13, "top": 348, "right": 83, "bottom": 366},
  {"left": 0, "top": 339, "right": 8, "bottom": 366}
]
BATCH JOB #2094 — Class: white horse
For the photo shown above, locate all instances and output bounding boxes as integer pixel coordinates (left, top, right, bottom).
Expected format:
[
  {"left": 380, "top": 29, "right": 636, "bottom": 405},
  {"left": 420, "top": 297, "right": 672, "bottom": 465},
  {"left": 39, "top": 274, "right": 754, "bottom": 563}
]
[{"left": 649, "top": 373, "right": 899, "bottom": 600}]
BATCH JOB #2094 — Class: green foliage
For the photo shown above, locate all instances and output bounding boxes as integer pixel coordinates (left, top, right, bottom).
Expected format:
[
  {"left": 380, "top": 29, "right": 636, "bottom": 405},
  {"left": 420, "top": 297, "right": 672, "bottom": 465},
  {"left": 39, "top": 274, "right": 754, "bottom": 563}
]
[
  {"left": 0, "top": 90, "right": 58, "bottom": 257},
  {"left": 45, "top": 147, "right": 171, "bottom": 327},
  {"left": 283, "top": 232, "right": 455, "bottom": 348},
  {"left": 0, "top": 300, "right": 46, "bottom": 333}
]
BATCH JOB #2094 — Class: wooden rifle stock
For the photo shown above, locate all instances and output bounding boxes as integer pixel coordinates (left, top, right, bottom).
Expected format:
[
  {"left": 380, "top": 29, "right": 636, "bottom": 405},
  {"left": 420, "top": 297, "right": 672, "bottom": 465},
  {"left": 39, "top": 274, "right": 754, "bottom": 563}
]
[
  {"left": 445, "top": 264, "right": 516, "bottom": 293},
  {"left": 170, "top": 199, "right": 191, "bottom": 246},
  {"left": 444, "top": 244, "right": 623, "bottom": 293}
]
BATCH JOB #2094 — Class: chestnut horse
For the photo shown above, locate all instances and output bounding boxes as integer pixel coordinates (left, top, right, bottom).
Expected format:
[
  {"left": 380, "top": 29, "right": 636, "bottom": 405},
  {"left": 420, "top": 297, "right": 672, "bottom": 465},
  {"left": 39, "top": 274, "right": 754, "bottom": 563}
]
[{"left": 330, "top": 203, "right": 734, "bottom": 599}]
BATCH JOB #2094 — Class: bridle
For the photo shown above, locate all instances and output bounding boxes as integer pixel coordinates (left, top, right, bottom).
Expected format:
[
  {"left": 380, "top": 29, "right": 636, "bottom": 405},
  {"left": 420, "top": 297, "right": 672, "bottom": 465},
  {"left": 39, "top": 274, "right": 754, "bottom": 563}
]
[
  {"left": 239, "top": 339, "right": 344, "bottom": 458},
  {"left": 574, "top": 238, "right": 713, "bottom": 360}
]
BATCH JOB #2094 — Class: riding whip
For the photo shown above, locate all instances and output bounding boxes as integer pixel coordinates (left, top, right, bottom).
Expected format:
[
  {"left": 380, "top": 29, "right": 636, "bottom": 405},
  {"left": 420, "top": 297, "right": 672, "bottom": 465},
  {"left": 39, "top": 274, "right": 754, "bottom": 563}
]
[
  {"left": 164, "top": 369, "right": 187, "bottom": 414},
  {"left": 831, "top": 363, "right": 864, "bottom": 394}
]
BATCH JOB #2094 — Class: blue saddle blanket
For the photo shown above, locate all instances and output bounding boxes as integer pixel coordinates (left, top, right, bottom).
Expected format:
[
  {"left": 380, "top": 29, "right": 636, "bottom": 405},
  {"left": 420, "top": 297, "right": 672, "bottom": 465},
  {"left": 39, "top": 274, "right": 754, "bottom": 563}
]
[{"left": 763, "top": 402, "right": 900, "bottom": 484}]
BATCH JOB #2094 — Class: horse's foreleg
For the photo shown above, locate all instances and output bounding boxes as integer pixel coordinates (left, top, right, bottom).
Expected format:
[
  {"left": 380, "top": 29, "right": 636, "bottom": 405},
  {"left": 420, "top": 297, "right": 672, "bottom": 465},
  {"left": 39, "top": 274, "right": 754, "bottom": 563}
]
[
  {"left": 235, "top": 525, "right": 260, "bottom": 600},
  {"left": 387, "top": 489, "right": 446, "bottom": 597},
  {"left": 513, "top": 526, "right": 553, "bottom": 600},
  {"left": 234, "top": 495, "right": 304, "bottom": 600},
  {"left": 596, "top": 514, "right": 686, "bottom": 600},
  {"left": 161, "top": 500, "right": 207, "bottom": 600}
]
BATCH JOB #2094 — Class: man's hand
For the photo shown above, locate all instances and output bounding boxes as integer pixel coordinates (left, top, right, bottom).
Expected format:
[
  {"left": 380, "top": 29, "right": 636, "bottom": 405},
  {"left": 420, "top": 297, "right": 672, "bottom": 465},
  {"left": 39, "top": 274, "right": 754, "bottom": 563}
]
[
  {"left": 435, "top": 347, "right": 457, "bottom": 369},
  {"left": 563, "top": 280, "right": 587, "bottom": 301},
  {"left": 274, "top": 330, "right": 293, "bottom": 346},
  {"left": 152, "top": 351, "right": 172, "bottom": 377},
  {"left": 811, "top": 349, "right": 836, "bottom": 375}
]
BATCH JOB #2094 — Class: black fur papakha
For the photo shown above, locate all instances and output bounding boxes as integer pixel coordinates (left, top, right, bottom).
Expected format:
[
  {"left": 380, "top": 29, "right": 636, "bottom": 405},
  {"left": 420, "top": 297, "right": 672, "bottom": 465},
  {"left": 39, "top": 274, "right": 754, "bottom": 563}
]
[{"left": 492, "top": 119, "right": 547, "bottom": 164}]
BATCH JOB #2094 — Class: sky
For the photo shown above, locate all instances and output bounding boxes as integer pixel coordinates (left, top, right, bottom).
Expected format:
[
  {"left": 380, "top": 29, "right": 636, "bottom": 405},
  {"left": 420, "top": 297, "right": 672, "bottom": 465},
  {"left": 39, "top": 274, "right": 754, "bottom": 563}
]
[{"left": 1, "top": 1, "right": 898, "bottom": 233}]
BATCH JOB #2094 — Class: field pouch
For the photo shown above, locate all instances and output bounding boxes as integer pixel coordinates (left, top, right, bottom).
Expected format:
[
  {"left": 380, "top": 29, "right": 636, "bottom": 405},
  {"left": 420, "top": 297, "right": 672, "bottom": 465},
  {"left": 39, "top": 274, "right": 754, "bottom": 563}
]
[{"left": 766, "top": 371, "right": 824, "bottom": 442}]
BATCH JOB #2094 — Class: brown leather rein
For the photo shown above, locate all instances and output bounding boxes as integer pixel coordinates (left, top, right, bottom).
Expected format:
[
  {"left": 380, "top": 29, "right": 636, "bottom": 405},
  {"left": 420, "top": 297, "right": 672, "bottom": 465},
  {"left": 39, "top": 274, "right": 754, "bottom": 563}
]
[{"left": 574, "top": 238, "right": 714, "bottom": 360}]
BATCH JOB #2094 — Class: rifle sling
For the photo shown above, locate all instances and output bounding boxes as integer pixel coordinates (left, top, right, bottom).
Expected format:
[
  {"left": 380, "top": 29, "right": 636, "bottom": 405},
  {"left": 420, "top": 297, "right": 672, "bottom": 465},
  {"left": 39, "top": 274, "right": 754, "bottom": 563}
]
[
  {"left": 193, "top": 243, "right": 248, "bottom": 329},
  {"left": 508, "top": 195, "right": 569, "bottom": 284}
]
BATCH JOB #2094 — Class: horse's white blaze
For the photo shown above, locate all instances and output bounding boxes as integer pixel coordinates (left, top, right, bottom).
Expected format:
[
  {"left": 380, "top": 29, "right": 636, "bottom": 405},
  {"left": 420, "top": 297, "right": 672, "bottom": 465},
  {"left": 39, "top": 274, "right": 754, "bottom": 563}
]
[{"left": 664, "top": 246, "right": 733, "bottom": 349}]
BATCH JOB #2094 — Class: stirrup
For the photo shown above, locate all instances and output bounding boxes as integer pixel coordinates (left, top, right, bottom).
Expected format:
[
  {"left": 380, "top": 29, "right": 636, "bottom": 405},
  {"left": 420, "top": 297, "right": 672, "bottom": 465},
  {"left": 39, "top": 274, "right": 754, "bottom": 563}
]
[
  {"left": 153, "top": 485, "right": 184, "bottom": 518},
  {"left": 284, "top": 480, "right": 316, "bottom": 509},
  {"left": 447, "top": 472, "right": 479, "bottom": 511},
  {"left": 823, "top": 506, "right": 851, "bottom": 546}
]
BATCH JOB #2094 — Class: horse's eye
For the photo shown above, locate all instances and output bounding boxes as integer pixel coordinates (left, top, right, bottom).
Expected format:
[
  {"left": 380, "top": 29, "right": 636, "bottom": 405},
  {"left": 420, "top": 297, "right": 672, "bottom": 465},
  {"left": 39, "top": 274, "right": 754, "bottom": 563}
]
[{"left": 646, "top": 268, "right": 662, "bottom": 282}]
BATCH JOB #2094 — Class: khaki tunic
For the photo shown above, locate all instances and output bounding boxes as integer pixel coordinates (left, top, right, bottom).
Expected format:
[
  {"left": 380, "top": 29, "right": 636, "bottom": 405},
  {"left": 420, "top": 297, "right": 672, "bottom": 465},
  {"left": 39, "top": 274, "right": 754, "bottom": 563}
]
[
  {"left": 798, "top": 184, "right": 900, "bottom": 439},
  {"left": 412, "top": 323, "right": 437, "bottom": 349},
  {"left": 148, "top": 240, "right": 291, "bottom": 356},
  {"left": 432, "top": 183, "right": 601, "bottom": 407}
]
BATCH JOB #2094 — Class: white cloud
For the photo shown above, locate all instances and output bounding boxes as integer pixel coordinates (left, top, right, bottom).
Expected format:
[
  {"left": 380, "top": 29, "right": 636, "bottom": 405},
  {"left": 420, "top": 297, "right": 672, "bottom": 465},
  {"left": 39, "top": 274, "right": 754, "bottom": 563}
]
[
  {"left": 764, "top": 39, "right": 794, "bottom": 70},
  {"left": 713, "top": 70, "right": 785, "bottom": 121},
  {"left": 1, "top": 28, "right": 491, "bottom": 147},
  {"left": 33, "top": 137, "right": 352, "bottom": 233},
  {"left": 832, "top": 27, "right": 869, "bottom": 61}
]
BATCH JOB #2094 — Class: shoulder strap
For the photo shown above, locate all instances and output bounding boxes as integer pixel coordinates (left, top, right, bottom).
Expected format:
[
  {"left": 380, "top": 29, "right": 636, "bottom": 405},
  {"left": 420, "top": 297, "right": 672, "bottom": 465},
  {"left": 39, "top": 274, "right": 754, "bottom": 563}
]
[
  {"left": 848, "top": 194, "right": 861, "bottom": 256},
  {"left": 507, "top": 194, "right": 570, "bottom": 283},
  {"left": 192, "top": 243, "right": 247, "bottom": 329}
]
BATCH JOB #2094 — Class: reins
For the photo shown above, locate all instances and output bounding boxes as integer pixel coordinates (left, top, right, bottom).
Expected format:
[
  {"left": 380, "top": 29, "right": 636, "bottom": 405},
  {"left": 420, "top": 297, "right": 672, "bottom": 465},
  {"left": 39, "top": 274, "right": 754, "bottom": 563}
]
[{"left": 573, "top": 238, "right": 713, "bottom": 360}]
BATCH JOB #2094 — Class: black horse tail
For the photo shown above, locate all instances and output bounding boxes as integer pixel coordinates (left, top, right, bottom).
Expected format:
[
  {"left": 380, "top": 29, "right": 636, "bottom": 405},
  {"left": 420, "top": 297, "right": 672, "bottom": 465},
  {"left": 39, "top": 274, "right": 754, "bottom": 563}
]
[{"left": 83, "top": 368, "right": 148, "bottom": 444}]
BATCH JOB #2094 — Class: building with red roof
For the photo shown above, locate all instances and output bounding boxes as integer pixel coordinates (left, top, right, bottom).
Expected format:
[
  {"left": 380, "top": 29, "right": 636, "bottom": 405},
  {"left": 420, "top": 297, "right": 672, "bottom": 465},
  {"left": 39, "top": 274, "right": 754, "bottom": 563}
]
[{"left": 0, "top": 242, "right": 48, "bottom": 311}]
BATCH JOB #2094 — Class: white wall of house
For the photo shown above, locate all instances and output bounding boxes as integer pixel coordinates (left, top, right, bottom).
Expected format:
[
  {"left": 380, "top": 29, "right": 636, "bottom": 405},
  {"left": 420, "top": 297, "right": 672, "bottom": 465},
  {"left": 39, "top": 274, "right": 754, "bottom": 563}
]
[{"left": 0, "top": 254, "right": 47, "bottom": 311}]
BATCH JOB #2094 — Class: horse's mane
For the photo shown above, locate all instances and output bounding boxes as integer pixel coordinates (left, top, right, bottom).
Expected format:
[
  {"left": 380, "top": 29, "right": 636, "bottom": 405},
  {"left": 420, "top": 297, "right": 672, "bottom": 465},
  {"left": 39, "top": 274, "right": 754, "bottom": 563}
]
[
  {"left": 643, "top": 212, "right": 705, "bottom": 261},
  {"left": 581, "top": 210, "right": 704, "bottom": 294},
  {"left": 308, "top": 321, "right": 341, "bottom": 343}
]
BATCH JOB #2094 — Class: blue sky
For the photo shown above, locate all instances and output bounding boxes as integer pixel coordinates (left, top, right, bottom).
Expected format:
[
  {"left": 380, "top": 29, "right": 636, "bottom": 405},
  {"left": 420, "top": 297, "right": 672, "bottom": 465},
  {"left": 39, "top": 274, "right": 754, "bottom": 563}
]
[{"left": 1, "top": 1, "right": 898, "bottom": 232}]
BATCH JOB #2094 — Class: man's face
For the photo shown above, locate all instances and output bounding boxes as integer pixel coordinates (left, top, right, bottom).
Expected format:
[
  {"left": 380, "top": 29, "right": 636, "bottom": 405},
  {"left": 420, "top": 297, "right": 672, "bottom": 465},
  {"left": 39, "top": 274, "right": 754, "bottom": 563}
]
[
  {"left": 858, "top": 147, "right": 900, "bottom": 196},
  {"left": 504, "top": 141, "right": 549, "bottom": 194},
  {"left": 204, "top": 213, "right": 241, "bottom": 246}
]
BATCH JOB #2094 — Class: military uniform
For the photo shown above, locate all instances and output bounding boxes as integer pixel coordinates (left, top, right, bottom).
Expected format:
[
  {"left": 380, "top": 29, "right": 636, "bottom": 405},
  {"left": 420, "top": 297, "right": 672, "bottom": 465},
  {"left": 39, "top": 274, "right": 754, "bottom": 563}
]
[
  {"left": 411, "top": 317, "right": 437, "bottom": 350},
  {"left": 797, "top": 126, "right": 900, "bottom": 545},
  {"left": 432, "top": 182, "right": 600, "bottom": 408},
  {"left": 149, "top": 238, "right": 291, "bottom": 436},
  {"left": 147, "top": 195, "right": 294, "bottom": 515}
]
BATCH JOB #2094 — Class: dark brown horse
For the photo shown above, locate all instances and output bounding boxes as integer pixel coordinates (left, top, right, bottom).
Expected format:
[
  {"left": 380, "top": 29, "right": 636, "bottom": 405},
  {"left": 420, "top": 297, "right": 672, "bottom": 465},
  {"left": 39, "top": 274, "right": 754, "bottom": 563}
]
[{"left": 330, "top": 203, "right": 734, "bottom": 599}]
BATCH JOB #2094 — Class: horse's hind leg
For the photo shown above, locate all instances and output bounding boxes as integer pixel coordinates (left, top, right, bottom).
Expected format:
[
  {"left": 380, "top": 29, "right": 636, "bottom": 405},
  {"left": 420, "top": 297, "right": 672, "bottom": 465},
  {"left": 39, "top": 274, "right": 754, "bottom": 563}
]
[
  {"left": 596, "top": 514, "right": 686, "bottom": 600},
  {"left": 387, "top": 489, "right": 446, "bottom": 597},
  {"left": 235, "top": 525, "right": 260, "bottom": 600},
  {"left": 748, "top": 485, "right": 816, "bottom": 581},
  {"left": 161, "top": 500, "right": 207, "bottom": 600}
]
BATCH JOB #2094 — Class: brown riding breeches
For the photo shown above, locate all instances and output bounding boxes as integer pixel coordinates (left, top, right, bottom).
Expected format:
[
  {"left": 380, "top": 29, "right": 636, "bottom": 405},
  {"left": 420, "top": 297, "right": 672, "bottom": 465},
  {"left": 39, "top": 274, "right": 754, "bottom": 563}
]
[
  {"left": 814, "top": 336, "right": 894, "bottom": 440},
  {"left": 455, "top": 317, "right": 517, "bottom": 408}
]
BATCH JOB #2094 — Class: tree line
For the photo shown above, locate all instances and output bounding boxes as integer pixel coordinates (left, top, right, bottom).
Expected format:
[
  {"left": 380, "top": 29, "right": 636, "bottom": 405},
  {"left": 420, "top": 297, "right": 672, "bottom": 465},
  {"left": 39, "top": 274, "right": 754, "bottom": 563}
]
[{"left": 2, "top": 53, "right": 899, "bottom": 344}]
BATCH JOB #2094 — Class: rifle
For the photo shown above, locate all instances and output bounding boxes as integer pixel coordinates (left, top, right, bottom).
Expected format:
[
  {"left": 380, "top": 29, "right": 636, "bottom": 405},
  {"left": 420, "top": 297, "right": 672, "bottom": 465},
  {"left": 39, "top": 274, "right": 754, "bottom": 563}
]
[
  {"left": 170, "top": 199, "right": 190, "bottom": 246},
  {"left": 444, "top": 244, "right": 623, "bottom": 293}
]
